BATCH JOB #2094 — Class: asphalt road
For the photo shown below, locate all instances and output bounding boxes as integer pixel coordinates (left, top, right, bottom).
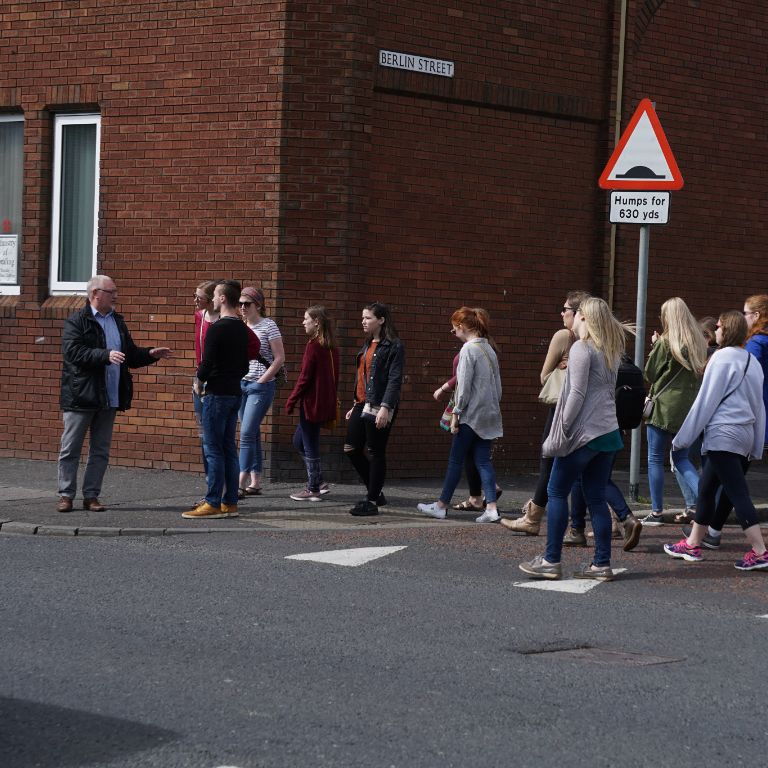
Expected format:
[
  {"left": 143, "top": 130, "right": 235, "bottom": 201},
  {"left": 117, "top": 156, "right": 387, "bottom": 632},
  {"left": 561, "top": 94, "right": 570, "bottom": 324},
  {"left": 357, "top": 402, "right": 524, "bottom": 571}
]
[{"left": 2, "top": 523, "right": 767, "bottom": 768}]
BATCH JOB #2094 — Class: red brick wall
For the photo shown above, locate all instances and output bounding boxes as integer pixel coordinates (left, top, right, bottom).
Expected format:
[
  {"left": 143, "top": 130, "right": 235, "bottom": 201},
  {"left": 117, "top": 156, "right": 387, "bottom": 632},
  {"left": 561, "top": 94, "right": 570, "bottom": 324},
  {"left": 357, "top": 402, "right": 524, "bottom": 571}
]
[{"left": 1, "top": 0, "right": 766, "bottom": 478}]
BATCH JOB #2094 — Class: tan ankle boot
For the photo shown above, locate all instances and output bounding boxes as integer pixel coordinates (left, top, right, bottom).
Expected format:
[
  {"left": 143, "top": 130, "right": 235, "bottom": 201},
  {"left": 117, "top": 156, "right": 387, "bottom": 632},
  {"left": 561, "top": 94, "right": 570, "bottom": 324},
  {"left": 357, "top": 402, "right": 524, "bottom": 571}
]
[{"left": 500, "top": 499, "right": 545, "bottom": 535}]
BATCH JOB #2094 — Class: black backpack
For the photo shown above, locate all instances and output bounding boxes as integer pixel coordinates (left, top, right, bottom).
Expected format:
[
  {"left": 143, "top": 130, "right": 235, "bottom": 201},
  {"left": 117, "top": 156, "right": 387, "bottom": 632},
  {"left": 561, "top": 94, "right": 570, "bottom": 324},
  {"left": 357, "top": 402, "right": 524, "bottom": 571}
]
[{"left": 615, "top": 355, "right": 646, "bottom": 430}]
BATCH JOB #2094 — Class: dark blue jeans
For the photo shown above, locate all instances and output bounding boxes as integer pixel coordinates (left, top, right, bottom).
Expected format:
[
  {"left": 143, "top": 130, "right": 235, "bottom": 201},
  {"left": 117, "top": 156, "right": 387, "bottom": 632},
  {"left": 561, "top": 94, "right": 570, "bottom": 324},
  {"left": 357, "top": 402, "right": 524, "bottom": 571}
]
[
  {"left": 439, "top": 424, "right": 497, "bottom": 505},
  {"left": 545, "top": 446, "right": 617, "bottom": 567},
  {"left": 570, "top": 454, "right": 631, "bottom": 526},
  {"left": 292, "top": 406, "right": 321, "bottom": 460},
  {"left": 202, "top": 394, "right": 241, "bottom": 506},
  {"left": 192, "top": 390, "right": 208, "bottom": 477}
]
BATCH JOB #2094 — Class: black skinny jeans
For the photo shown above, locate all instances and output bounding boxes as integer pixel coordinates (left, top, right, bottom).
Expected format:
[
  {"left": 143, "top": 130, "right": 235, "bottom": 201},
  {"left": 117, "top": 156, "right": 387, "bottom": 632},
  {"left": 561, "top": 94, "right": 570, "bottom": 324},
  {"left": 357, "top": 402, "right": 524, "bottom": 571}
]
[
  {"left": 344, "top": 403, "right": 395, "bottom": 501},
  {"left": 694, "top": 451, "right": 759, "bottom": 531},
  {"left": 533, "top": 406, "right": 556, "bottom": 507}
]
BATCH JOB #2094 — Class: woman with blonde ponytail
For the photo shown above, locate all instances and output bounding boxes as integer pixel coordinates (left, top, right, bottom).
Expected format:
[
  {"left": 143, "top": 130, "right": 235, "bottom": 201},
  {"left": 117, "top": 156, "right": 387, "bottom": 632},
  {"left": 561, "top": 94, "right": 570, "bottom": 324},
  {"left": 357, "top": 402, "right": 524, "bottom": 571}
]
[
  {"left": 519, "top": 297, "right": 626, "bottom": 581},
  {"left": 641, "top": 297, "right": 706, "bottom": 526}
]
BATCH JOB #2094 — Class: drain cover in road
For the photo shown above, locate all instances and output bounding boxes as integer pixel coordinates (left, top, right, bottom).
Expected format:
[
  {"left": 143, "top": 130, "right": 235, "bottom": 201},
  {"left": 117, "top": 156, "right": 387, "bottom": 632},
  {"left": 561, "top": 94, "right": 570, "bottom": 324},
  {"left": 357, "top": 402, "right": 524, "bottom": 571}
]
[{"left": 285, "top": 546, "right": 407, "bottom": 567}]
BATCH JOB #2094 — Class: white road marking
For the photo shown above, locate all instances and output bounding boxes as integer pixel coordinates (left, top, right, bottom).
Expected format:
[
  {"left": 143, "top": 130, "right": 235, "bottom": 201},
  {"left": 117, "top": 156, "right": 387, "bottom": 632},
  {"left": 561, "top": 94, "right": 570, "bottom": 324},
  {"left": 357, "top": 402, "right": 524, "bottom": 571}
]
[
  {"left": 514, "top": 568, "right": 628, "bottom": 593},
  {"left": 758, "top": 615, "right": 768, "bottom": 619},
  {"left": 285, "top": 545, "right": 407, "bottom": 567}
]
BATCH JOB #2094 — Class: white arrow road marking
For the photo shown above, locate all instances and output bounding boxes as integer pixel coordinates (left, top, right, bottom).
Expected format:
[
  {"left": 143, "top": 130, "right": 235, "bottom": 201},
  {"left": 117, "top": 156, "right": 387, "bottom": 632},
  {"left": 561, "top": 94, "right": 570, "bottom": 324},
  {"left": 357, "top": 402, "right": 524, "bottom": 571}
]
[
  {"left": 514, "top": 568, "right": 628, "bottom": 594},
  {"left": 285, "top": 545, "right": 407, "bottom": 567}
]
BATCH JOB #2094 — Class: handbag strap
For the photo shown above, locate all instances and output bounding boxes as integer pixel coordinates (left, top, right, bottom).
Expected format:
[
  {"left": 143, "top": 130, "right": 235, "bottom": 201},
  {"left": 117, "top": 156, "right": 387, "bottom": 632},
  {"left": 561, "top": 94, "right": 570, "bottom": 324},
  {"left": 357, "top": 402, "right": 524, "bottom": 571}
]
[
  {"left": 476, "top": 340, "right": 497, "bottom": 375},
  {"left": 718, "top": 351, "right": 751, "bottom": 406},
  {"left": 649, "top": 362, "right": 684, "bottom": 400}
]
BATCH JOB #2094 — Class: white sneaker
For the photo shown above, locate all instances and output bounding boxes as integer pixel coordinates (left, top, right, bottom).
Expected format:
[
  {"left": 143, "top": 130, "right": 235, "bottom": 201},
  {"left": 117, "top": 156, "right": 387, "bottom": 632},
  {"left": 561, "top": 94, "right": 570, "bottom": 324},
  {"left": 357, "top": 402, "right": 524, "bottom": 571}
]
[
  {"left": 417, "top": 502, "right": 447, "bottom": 519},
  {"left": 475, "top": 509, "right": 500, "bottom": 523}
]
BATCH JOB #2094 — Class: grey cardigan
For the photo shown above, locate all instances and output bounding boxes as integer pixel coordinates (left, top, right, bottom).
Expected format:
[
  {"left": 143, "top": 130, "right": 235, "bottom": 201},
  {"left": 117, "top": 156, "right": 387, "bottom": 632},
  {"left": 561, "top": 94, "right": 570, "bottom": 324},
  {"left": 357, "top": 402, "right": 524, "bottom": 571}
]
[
  {"left": 452, "top": 338, "right": 503, "bottom": 440},
  {"left": 542, "top": 340, "right": 619, "bottom": 457}
]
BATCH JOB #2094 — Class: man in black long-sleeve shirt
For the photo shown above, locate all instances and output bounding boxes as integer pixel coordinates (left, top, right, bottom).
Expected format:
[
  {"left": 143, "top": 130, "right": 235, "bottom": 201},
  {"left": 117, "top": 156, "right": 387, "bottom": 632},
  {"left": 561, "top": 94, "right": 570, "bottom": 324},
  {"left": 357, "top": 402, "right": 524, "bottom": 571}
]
[{"left": 183, "top": 280, "right": 250, "bottom": 519}]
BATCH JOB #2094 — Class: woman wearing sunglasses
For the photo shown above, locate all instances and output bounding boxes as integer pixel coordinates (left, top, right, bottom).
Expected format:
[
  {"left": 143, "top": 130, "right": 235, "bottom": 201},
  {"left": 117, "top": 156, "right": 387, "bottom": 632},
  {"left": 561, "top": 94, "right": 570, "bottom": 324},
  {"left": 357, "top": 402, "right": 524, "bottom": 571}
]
[
  {"left": 237, "top": 286, "right": 285, "bottom": 497},
  {"left": 503, "top": 290, "right": 588, "bottom": 535}
]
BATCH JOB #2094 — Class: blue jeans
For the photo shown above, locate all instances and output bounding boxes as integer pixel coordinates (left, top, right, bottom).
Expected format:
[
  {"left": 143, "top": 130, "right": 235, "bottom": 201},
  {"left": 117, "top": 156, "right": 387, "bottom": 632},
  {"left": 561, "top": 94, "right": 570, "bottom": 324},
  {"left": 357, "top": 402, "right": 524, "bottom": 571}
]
[
  {"left": 570, "top": 454, "right": 631, "bottom": 526},
  {"left": 202, "top": 394, "right": 241, "bottom": 506},
  {"left": 672, "top": 433, "right": 701, "bottom": 508},
  {"left": 439, "top": 424, "right": 497, "bottom": 505},
  {"left": 647, "top": 424, "right": 699, "bottom": 513},
  {"left": 239, "top": 379, "right": 276, "bottom": 474},
  {"left": 293, "top": 406, "right": 323, "bottom": 491},
  {"left": 546, "top": 446, "right": 616, "bottom": 567},
  {"left": 192, "top": 390, "right": 208, "bottom": 477}
]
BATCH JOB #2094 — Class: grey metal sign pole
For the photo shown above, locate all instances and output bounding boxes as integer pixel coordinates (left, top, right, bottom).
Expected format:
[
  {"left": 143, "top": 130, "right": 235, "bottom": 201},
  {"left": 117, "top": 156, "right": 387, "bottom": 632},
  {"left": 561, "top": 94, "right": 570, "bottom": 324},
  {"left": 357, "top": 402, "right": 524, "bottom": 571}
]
[{"left": 629, "top": 223, "right": 650, "bottom": 501}]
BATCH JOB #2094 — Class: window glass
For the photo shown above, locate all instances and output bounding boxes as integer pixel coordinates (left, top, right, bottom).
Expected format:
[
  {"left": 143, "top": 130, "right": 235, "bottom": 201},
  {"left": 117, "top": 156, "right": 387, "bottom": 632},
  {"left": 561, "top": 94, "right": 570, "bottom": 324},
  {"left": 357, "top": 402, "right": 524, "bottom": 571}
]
[
  {"left": 0, "top": 116, "right": 23, "bottom": 288},
  {"left": 51, "top": 114, "right": 100, "bottom": 293}
]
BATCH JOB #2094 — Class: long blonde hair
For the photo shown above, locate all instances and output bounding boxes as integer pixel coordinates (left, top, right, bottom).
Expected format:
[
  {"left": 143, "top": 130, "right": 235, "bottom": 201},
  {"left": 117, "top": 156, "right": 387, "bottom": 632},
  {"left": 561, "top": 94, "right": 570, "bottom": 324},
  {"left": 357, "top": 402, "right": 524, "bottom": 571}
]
[
  {"left": 660, "top": 297, "right": 707, "bottom": 374},
  {"left": 579, "top": 297, "right": 626, "bottom": 369}
]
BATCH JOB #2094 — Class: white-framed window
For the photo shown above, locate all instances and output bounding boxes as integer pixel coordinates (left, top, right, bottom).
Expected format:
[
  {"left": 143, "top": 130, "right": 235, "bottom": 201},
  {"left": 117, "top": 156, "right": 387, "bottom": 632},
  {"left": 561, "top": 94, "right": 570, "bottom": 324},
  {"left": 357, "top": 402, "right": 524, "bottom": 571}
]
[
  {"left": 0, "top": 114, "right": 24, "bottom": 295},
  {"left": 50, "top": 113, "right": 101, "bottom": 294}
]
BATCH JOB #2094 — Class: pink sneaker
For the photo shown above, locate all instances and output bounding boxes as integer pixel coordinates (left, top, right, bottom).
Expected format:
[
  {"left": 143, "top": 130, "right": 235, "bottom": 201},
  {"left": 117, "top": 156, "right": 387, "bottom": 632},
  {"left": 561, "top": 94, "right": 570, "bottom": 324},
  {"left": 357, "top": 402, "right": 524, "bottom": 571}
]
[
  {"left": 663, "top": 538, "right": 703, "bottom": 562},
  {"left": 734, "top": 549, "right": 768, "bottom": 571}
]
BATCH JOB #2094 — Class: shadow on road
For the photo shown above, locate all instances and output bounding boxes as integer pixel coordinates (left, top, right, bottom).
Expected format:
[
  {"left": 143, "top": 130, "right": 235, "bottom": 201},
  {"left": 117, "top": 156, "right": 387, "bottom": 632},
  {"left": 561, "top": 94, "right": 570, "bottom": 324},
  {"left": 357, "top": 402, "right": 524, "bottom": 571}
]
[{"left": 0, "top": 697, "right": 177, "bottom": 768}]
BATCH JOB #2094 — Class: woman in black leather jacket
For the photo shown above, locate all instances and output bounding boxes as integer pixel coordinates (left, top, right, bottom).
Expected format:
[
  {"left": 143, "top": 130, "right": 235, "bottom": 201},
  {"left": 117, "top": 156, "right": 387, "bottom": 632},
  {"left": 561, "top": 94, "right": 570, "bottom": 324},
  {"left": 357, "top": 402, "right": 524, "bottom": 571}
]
[{"left": 344, "top": 303, "right": 405, "bottom": 516}]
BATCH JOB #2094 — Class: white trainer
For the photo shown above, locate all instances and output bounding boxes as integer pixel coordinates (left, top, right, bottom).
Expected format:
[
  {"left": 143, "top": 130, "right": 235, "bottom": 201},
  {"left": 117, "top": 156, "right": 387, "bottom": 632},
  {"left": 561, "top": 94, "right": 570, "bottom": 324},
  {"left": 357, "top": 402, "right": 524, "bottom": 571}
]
[
  {"left": 475, "top": 509, "right": 500, "bottom": 523},
  {"left": 417, "top": 502, "right": 447, "bottom": 519}
]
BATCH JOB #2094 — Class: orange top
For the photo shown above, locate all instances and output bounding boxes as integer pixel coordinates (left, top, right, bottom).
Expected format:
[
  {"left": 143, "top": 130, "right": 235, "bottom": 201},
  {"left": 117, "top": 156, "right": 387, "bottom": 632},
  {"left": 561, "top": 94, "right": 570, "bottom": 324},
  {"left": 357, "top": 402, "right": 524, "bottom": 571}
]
[{"left": 355, "top": 341, "right": 378, "bottom": 403}]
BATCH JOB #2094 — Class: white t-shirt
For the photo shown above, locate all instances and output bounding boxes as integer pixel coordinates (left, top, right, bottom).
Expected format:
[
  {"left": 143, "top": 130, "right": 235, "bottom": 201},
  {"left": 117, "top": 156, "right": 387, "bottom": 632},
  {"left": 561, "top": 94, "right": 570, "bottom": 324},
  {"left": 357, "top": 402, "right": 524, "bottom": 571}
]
[{"left": 243, "top": 317, "right": 282, "bottom": 382}]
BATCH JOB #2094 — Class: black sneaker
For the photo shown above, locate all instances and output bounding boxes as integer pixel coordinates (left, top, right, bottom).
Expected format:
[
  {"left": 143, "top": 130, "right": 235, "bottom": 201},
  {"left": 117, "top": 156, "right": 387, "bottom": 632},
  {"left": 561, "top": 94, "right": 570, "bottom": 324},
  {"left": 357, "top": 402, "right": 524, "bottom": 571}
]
[
  {"left": 681, "top": 524, "right": 721, "bottom": 550},
  {"left": 350, "top": 500, "right": 379, "bottom": 517},
  {"left": 376, "top": 493, "right": 387, "bottom": 507},
  {"left": 640, "top": 512, "right": 665, "bottom": 526}
]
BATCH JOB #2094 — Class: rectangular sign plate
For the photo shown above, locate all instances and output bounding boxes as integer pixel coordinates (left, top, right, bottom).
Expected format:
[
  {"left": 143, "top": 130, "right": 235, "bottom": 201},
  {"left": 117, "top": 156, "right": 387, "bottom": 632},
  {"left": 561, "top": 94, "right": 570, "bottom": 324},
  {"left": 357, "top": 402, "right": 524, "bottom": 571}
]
[{"left": 610, "top": 191, "right": 670, "bottom": 224}]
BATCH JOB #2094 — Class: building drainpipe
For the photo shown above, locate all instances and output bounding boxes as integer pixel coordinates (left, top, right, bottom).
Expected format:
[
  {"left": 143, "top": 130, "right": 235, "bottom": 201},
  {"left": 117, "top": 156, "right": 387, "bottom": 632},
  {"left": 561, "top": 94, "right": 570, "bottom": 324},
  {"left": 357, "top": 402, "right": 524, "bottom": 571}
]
[{"left": 607, "top": 0, "right": 628, "bottom": 309}]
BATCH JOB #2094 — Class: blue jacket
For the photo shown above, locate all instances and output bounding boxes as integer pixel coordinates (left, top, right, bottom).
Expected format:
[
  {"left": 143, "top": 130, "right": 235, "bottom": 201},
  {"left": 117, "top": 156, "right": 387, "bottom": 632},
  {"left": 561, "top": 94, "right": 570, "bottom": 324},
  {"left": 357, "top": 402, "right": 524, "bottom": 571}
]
[{"left": 745, "top": 332, "right": 768, "bottom": 445}]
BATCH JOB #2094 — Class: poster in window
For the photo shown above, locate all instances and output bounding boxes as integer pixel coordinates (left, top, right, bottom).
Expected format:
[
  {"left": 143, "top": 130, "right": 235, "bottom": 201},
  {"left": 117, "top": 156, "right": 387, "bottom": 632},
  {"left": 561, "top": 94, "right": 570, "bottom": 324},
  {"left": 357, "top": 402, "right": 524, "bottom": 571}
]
[{"left": 0, "top": 235, "right": 18, "bottom": 284}]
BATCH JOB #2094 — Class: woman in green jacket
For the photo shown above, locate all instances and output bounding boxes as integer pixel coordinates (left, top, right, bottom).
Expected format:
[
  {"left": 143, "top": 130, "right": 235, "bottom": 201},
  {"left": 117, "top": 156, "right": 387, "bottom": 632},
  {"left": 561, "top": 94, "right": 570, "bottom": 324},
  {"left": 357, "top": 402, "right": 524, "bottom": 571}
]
[{"left": 641, "top": 297, "right": 707, "bottom": 525}]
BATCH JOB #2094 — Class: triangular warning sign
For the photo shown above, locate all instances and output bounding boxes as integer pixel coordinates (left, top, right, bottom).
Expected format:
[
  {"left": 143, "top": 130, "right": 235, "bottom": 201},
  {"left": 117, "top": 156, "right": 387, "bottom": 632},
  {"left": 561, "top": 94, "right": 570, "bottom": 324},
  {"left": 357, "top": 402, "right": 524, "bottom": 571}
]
[{"left": 599, "top": 99, "right": 683, "bottom": 190}]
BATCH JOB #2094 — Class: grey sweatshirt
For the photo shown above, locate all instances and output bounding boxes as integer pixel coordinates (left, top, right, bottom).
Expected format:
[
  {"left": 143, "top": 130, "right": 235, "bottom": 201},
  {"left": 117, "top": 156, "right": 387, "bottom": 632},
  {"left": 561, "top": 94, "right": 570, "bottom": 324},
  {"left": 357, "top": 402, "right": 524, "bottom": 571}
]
[
  {"left": 452, "top": 338, "right": 503, "bottom": 440},
  {"left": 543, "top": 340, "right": 619, "bottom": 457},
  {"left": 672, "top": 346, "right": 765, "bottom": 460}
]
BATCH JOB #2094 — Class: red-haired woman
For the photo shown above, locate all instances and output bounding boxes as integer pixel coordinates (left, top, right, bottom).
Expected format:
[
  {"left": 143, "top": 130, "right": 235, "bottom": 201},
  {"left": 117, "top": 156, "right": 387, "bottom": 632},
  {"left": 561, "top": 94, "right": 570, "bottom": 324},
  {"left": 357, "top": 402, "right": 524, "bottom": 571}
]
[
  {"left": 418, "top": 307, "right": 502, "bottom": 523},
  {"left": 285, "top": 306, "right": 340, "bottom": 501}
]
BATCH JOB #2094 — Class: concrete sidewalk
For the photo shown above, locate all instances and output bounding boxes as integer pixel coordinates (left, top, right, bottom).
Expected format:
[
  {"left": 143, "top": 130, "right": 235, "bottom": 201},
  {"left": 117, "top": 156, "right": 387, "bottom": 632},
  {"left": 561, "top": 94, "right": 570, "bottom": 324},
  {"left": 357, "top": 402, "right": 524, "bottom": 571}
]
[{"left": 2, "top": 457, "right": 767, "bottom": 536}]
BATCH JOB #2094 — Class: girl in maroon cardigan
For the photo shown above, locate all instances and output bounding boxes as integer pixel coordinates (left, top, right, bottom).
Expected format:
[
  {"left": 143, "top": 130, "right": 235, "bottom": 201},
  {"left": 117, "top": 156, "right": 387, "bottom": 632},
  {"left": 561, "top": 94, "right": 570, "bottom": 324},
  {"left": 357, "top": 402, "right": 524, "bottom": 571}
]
[{"left": 285, "top": 306, "right": 340, "bottom": 501}]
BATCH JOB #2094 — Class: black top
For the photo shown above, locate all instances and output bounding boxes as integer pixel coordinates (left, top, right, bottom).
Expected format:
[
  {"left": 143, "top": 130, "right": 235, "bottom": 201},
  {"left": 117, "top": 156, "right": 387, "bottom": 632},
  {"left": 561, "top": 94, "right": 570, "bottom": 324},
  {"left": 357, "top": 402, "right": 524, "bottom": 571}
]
[
  {"left": 197, "top": 316, "right": 249, "bottom": 396},
  {"left": 60, "top": 301, "right": 156, "bottom": 412}
]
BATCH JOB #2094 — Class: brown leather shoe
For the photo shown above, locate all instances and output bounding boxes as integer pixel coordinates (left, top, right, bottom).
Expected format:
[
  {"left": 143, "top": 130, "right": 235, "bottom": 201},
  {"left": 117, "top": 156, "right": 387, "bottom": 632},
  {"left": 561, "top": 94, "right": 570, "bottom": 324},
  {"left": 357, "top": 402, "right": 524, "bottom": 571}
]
[
  {"left": 83, "top": 497, "right": 107, "bottom": 512},
  {"left": 57, "top": 496, "right": 73, "bottom": 513}
]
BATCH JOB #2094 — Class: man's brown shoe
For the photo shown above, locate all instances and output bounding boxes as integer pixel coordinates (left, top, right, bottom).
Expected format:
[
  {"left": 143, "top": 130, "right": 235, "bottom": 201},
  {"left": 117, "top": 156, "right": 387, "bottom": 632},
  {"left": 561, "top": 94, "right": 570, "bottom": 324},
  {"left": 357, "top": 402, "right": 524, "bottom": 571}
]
[
  {"left": 83, "top": 497, "right": 107, "bottom": 512},
  {"left": 57, "top": 496, "right": 73, "bottom": 513}
]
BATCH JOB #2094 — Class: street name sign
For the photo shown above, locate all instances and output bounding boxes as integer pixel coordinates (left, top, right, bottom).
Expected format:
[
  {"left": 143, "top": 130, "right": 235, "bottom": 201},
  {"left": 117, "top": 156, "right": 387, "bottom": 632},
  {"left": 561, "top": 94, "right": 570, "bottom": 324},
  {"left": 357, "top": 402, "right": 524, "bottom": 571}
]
[{"left": 378, "top": 50, "right": 455, "bottom": 78}]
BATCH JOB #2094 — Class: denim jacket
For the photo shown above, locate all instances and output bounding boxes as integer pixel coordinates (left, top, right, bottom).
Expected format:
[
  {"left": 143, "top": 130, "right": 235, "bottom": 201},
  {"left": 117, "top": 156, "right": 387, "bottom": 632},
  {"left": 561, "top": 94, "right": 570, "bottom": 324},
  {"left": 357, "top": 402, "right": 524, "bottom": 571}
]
[{"left": 354, "top": 337, "right": 405, "bottom": 410}]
